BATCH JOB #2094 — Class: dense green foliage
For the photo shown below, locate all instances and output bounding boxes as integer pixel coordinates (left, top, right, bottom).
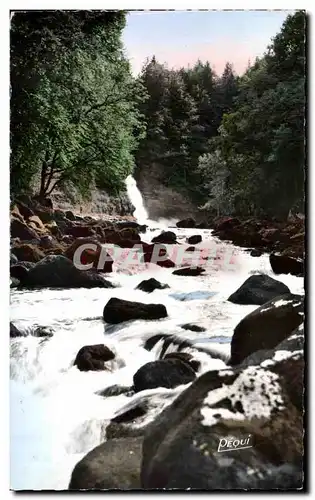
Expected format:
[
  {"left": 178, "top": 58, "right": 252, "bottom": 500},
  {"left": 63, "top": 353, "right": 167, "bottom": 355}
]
[
  {"left": 136, "top": 11, "right": 305, "bottom": 217},
  {"left": 135, "top": 57, "right": 238, "bottom": 200},
  {"left": 11, "top": 11, "right": 305, "bottom": 218},
  {"left": 11, "top": 11, "right": 146, "bottom": 197}
]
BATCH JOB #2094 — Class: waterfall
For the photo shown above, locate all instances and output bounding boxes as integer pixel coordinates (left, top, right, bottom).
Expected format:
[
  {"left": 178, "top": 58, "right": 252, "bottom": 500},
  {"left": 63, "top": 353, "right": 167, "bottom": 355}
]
[{"left": 125, "top": 175, "right": 149, "bottom": 224}]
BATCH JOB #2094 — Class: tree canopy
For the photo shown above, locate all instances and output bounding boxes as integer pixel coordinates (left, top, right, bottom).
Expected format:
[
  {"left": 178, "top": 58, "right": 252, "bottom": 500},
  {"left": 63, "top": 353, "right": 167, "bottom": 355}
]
[{"left": 10, "top": 10, "right": 146, "bottom": 197}]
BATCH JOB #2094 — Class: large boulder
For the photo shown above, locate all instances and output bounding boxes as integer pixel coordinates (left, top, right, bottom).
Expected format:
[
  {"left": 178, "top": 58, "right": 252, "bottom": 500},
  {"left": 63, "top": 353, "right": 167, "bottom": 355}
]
[
  {"left": 11, "top": 244, "right": 45, "bottom": 263},
  {"left": 173, "top": 266, "right": 205, "bottom": 276},
  {"left": 10, "top": 218, "right": 39, "bottom": 241},
  {"left": 136, "top": 278, "right": 170, "bottom": 293},
  {"left": 176, "top": 218, "right": 196, "bottom": 228},
  {"left": 229, "top": 293, "right": 304, "bottom": 366},
  {"left": 270, "top": 253, "right": 304, "bottom": 277},
  {"left": 133, "top": 358, "right": 196, "bottom": 393},
  {"left": 22, "top": 255, "right": 114, "bottom": 289},
  {"left": 74, "top": 344, "right": 115, "bottom": 371},
  {"left": 103, "top": 298, "right": 167, "bottom": 324},
  {"left": 228, "top": 274, "right": 290, "bottom": 306},
  {"left": 187, "top": 235, "right": 202, "bottom": 245},
  {"left": 141, "top": 363, "right": 303, "bottom": 489},
  {"left": 69, "top": 437, "right": 143, "bottom": 490},
  {"left": 151, "top": 231, "right": 177, "bottom": 244}
]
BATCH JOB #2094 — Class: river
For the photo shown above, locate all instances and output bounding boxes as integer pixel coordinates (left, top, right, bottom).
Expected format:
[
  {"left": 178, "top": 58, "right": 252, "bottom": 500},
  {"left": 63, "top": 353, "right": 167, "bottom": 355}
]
[{"left": 10, "top": 181, "right": 304, "bottom": 490}]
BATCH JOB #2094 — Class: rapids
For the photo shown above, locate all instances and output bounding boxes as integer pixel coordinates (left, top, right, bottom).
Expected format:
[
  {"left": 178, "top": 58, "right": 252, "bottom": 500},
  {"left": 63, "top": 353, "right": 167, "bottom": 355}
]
[{"left": 10, "top": 179, "right": 304, "bottom": 490}]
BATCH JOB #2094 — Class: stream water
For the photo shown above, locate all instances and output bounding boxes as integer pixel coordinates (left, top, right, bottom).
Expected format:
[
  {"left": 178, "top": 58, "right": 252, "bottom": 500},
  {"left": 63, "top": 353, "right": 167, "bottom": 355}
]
[{"left": 10, "top": 180, "right": 304, "bottom": 490}]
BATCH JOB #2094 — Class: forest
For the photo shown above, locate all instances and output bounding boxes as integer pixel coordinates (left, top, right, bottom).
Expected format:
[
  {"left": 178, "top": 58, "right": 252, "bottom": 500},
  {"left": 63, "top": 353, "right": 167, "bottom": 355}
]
[{"left": 10, "top": 10, "right": 305, "bottom": 219}]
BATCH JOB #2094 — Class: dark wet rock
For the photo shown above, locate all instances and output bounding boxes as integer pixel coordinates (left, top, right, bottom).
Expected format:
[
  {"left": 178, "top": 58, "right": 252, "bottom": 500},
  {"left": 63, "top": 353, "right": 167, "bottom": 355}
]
[
  {"left": 133, "top": 358, "right": 196, "bottom": 392},
  {"left": 65, "top": 210, "right": 76, "bottom": 221},
  {"left": 103, "top": 298, "right": 167, "bottom": 324},
  {"left": 151, "top": 231, "right": 177, "bottom": 244},
  {"left": 11, "top": 243, "right": 45, "bottom": 263},
  {"left": 69, "top": 437, "right": 143, "bottom": 490},
  {"left": 139, "top": 242, "right": 175, "bottom": 267},
  {"left": 250, "top": 249, "right": 262, "bottom": 257},
  {"left": 97, "top": 385, "right": 134, "bottom": 398},
  {"left": 173, "top": 266, "right": 205, "bottom": 276},
  {"left": 104, "top": 227, "right": 141, "bottom": 246},
  {"left": 229, "top": 293, "right": 304, "bottom": 366},
  {"left": 74, "top": 344, "right": 115, "bottom": 371},
  {"left": 270, "top": 253, "right": 304, "bottom": 277},
  {"left": 187, "top": 235, "right": 202, "bottom": 245},
  {"left": 181, "top": 323, "right": 206, "bottom": 333},
  {"left": 10, "top": 322, "right": 26, "bottom": 338},
  {"left": 136, "top": 278, "right": 170, "bottom": 293},
  {"left": 163, "top": 352, "right": 201, "bottom": 372},
  {"left": 141, "top": 364, "right": 303, "bottom": 489},
  {"left": 23, "top": 255, "right": 114, "bottom": 289},
  {"left": 10, "top": 253, "right": 18, "bottom": 266},
  {"left": 228, "top": 274, "right": 290, "bottom": 306},
  {"left": 176, "top": 218, "right": 196, "bottom": 228},
  {"left": 11, "top": 218, "right": 39, "bottom": 241}
]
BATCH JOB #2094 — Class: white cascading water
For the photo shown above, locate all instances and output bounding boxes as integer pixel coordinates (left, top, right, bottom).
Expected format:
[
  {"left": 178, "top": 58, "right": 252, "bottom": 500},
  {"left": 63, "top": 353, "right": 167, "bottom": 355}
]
[
  {"left": 125, "top": 175, "right": 149, "bottom": 224},
  {"left": 10, "top": 180, "right": 304, "bottom": 490}
]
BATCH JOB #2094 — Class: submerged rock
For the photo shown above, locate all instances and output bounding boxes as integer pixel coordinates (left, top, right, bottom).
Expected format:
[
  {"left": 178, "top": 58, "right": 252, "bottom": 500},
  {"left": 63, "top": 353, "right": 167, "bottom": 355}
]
[
  {"left": 173, "top": 266, "right": 205, "bottom": 276},
  {"left": 151, "top": 231, "right": 177, "bottom": 244},
  {"left": 103, "top": 298, "right": 167, "bottom": 324},
  {"left": 187, "top": 235, "right": 202, "bottom": 245},
  {"left": 136, "top": 278, "right": 170, "bottom": 293},
  {"left": 74, "top": 344, "right": 115, "bottom": 372},
  {"left": 228, "top": 274, "right": 290, "bottom": 306},
  {"left": 180, "top": 323, "right": 206, "bottom": 333}
]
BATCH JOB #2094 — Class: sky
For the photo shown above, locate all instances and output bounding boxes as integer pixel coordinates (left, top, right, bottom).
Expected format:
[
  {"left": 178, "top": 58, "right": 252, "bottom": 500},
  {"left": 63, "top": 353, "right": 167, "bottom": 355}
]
[{"left": 123, "top": 10, "right": 295, "bottom": 76}]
